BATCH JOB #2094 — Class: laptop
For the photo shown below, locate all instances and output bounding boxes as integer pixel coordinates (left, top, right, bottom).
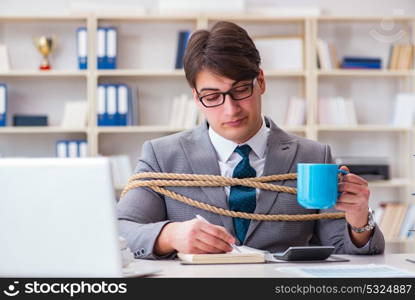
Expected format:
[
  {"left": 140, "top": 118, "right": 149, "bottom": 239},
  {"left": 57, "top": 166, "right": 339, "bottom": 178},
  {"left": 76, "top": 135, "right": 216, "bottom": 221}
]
[{"left": 0, "top": 157, "right": 160, "bottom": 277}]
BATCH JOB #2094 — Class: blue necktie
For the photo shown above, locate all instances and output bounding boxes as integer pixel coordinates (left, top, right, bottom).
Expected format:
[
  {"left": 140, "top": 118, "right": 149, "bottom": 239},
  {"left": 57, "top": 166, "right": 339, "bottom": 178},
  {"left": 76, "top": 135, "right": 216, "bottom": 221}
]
[{"left": 229, "top": 144, "right": 257, "bottom": 244}]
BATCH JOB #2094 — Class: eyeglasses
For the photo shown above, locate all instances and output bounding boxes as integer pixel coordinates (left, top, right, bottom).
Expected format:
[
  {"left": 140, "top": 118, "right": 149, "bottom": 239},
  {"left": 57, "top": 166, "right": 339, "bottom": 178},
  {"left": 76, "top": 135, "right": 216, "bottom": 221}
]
[{"left": 196, "top": 78, "right": 257, "bottom": 108}]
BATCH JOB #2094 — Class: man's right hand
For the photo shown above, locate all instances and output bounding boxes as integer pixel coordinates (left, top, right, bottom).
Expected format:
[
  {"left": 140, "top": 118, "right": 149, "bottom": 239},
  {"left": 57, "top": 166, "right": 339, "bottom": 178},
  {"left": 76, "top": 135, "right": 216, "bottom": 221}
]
[{"left": 154, "top": 218, "right": 235, "bottom": 255}]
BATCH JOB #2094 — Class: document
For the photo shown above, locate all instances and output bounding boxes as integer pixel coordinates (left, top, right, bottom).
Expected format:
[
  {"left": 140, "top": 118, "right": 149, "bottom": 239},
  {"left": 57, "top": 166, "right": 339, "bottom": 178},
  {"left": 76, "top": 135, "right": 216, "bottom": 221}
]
[
  {"left": 178, "top": 246, "right": 266, "bottom": 264},
  {"left": 276, "top": 264, "right": 415, "bottom": 278}
]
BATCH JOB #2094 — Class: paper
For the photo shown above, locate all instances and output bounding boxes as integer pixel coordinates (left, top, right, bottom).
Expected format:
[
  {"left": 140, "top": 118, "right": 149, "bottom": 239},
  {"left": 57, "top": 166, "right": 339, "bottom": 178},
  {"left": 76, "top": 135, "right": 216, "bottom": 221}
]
[
  {"left": 61, "top": 101, "right": 88, "bottom": 128},
  {"left": 276, "top": 264, "right": 415, "bottom": 278},
  {"left": 254, "top": 37, "right": 303, "bottom": 70},
  {"left": 178, "top": 246, "right": 266, "bottom": 264},
  {"left": 0, "top": 44, "right": 10, "bottom": 71}
]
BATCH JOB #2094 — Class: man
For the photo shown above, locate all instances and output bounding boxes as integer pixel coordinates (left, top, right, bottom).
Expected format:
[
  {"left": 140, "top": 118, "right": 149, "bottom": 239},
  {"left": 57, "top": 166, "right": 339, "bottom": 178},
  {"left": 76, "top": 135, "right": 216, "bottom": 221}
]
[{"left": 117, "top": 21, "right": 384, "bottom": 259}]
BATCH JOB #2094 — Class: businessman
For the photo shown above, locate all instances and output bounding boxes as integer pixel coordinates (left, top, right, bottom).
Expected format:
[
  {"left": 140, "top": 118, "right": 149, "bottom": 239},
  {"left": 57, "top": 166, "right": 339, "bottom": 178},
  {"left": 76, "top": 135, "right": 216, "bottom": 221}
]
[{"left": 117, "top": 21, "right": 385, "bottom": 259}]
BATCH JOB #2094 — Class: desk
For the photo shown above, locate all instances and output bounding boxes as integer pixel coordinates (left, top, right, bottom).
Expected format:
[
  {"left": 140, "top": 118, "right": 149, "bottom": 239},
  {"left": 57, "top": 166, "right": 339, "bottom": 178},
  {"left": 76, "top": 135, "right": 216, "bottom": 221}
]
[{"left": 130, "top": 254, "right": 415, "bottom": 277}]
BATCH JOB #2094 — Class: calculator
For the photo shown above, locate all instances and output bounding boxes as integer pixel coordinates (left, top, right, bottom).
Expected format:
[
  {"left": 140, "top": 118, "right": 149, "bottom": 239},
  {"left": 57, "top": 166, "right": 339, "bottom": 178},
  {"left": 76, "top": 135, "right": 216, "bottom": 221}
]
[{"left": 272, "top": 246, "right": 335, "bottom": 261}]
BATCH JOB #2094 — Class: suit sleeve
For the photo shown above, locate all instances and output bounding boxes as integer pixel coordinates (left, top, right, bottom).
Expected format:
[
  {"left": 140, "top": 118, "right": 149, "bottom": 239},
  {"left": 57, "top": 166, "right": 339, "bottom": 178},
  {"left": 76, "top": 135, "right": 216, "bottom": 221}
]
[
  {"left": 116, "top": 141, "right": 177, "bottom": 259},
  {"left": 312, "top": 144, "right": 385, "bottom": 254}
]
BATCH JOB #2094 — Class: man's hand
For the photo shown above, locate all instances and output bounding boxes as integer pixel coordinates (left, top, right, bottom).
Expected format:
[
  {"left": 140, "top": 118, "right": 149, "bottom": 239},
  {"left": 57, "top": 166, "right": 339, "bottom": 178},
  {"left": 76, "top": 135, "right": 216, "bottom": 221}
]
[
  {"left": 336, "top": 165, "right": 372, "bottom": 247},
  {"left": 154, "top": 218, "right": 235, "bottom": 255}
]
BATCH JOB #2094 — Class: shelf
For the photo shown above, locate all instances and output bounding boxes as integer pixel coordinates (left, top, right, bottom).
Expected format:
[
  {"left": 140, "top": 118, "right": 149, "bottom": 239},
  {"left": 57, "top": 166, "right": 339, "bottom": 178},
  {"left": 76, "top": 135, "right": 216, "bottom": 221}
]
[
  {"left": 97, "top": 69, "right": 185, "bottom": 77},
  {"left": 0, "top": 127, "right": 88, "bottom": 134},
  {"left": 264, "top": 70, "right": 307, "bottom": 77},
  {"left": 96, "top": 15, "right": 198, "bottom": 22},
  {"left": 317, "top": 16, "right": 415, "bottom": 22},
  {"left": 0, "top": 15, "right": 88, "bottom": 21},
  {"left": 97, "top": 69, "right": 306, "bottom": 78},
  {"left": 207, "top": 15, "right": 307, "bottom": 23},
  {"left": 96, "top": 126, "right": 186, "bottom": 133},
  {"left": 281, "top": 126, "right": 306, "bottom": 132},
  {"left": 0, "top": 70, "right": 88, "bottom": 78},
  {"left": 368, "top": 178, "right": 411, "bottom": 188},
  {"left": 385, "top": 237, "right": 414, "bottom": 243},
  {"left": 317, "top": 125, "right": 412, "bottom": 132},
  {"left": 317, "top": 69, "right": 415, "bottom": 77}
]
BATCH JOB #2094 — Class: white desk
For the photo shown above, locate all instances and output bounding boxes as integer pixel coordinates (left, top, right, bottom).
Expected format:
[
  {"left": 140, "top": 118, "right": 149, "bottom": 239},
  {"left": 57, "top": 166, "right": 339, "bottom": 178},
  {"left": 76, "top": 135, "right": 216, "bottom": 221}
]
[{"left": 130, "top": 254, "right": 415, "bottom": 277}]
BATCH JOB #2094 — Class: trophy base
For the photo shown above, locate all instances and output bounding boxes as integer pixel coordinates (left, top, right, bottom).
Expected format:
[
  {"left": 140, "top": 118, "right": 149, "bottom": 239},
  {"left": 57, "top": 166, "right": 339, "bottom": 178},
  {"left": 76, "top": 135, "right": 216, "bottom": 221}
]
[{"left": 39, "top": 65, "right": 51, "bottom": 70}]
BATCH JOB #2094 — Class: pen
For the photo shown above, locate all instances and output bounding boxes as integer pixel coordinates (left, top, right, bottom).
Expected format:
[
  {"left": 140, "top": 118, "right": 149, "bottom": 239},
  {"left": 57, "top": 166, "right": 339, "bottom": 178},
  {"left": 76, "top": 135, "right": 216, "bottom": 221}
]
[{"left": 195, "top": 214, "right": 241, "bottom": 253}]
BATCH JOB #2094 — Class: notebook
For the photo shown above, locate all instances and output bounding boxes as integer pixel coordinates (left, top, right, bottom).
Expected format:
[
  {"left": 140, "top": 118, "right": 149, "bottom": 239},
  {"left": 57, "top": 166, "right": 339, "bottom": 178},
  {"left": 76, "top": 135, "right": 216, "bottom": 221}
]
[{"left": 178, "top": 246, "right": 267, "bottom": 264}]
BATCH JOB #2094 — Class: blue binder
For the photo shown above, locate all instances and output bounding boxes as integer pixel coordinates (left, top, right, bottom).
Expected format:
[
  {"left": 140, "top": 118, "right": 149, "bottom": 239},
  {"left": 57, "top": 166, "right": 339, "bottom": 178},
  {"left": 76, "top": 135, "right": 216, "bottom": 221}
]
[
  {"left": 117, "top": 84, "right": 129, "bottom": 126},
  {"left": 56, "top": 140, "right": 68, "bottom": 158},
  {"left": 97, "top": 84, "right": 107, "bottom": 126},
  {"left": 97, "top": 27, "right": 106, "bottom": 69},
  {"left": 0, "top": 84, "right": 7, "bottom": 127},
  {"left": 105, "top": 27, "right": 117, "bottom": 69},
  {"left": 106, "top": 84, "right": 117, "bottom": 126},
  {"left": 175, "top": 30, "right": 191, "bottom": 69},
  {"left": 77, "top": 27, "right": 88, "bottom": 70},
  {"left": 78, "top": 140, "right": 87, "bottom": 157}
]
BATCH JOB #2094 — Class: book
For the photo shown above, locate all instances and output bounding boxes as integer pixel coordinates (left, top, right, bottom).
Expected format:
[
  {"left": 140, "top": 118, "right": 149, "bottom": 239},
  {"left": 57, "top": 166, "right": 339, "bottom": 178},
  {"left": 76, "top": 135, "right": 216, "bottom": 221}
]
[
  {"left": 61, "top": 101, "right": 88, "bottom": 128},
  {"left": 76, "top": 27, "right": 87, "bottom": 70},
  {"left": 96, "top": 27, "right": 106, "bottom": 69},
  {"left": 316, "top": 39, "right": 332, "bottom": 70},
  {"left": 284, "top": 97, "right": 306, "bottom": 126},
  {"left": 399, "top": 204, "right": 415, "bottom": 239},
  {"left": 55, "top": 140, "right": 88, "bottom": 158},
  {"left": 108, "top": 155, "right": 133, "bottom": 190},
  {"left": 318, "top": 96, "right": 357, "bottom": 125},
  {"left": 169, "top": 94, "right": 196, "bottom": 128},
  {"left": 388, "top": 44, "right": 414, "bottom": 70},
  {"left": 391, "top": 93, "right": 415, "bottom": 127},
  {"left": 106, "top": 27, "right": 117, "bottom": 69},
  {"left": 97, "top": 84, "right": 107, "bottom": 126},
  {"left": 0, "top": 84, "right": 7, "bottom": 126},
  {"left": 0, "top": 44, "right": 10, "bottom": 71},
  {"left": 253, "top": 37, "right": 303, "bottom": 70},
  {"left": 175, "top": 30, "right": 190, "bottom": 69},
  {"left": 106, "top": 84, "right": 117, "bottom": 126},
  {"left": 177, "top": 246, "right": 266, "bottom": 264}
]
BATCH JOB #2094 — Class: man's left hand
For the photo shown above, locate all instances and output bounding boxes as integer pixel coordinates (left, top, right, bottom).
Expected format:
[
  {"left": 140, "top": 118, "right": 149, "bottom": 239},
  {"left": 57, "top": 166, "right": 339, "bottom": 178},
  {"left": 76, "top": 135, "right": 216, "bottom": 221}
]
[{"left": 335, "top": 165, "right": 370, "bottom": 229}]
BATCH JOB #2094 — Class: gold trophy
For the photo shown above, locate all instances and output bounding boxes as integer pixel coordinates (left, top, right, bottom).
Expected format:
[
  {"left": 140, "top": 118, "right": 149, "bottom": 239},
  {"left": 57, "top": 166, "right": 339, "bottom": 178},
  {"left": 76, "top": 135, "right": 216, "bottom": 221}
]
[{"left": 33, "top": 36, "right": 56, "bottom": 70}]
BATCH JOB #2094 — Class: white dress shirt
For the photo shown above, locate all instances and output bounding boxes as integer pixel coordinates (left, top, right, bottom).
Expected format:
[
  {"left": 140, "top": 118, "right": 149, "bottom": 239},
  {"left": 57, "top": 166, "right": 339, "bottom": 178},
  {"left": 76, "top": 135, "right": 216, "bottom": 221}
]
[{"left": 208, "top": 116, "right": 270, "bottom": 199}]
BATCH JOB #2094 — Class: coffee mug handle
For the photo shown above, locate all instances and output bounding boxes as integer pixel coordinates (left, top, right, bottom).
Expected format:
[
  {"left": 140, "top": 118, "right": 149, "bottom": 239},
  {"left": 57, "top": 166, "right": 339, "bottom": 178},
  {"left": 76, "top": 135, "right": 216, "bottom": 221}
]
[
  {"left": 337, "top": 169, "right": 349, "bottom": 198},
  {"left": 338, "top": 169, "right": 349, "bottom": 176}
]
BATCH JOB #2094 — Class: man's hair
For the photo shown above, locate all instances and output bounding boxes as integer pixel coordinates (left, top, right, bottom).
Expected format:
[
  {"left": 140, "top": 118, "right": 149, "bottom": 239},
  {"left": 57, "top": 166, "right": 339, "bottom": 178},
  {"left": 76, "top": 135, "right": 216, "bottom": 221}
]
[{"left": 183, "top": 21, "right": 261, "bottom": 89}]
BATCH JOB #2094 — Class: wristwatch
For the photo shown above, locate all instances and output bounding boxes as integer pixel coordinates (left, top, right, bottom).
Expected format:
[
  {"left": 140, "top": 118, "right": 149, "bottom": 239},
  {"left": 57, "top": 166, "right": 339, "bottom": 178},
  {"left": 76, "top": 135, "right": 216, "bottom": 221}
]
[{"left": 349, "top": 208, "right": 376, "bottom": 233}]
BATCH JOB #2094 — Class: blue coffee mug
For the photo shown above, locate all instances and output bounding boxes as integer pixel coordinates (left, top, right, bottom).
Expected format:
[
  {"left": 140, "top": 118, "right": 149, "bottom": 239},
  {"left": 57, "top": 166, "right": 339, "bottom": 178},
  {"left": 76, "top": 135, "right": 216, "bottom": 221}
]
[{"left": 297, "top": 163, "right": 348, "bottom": 209}]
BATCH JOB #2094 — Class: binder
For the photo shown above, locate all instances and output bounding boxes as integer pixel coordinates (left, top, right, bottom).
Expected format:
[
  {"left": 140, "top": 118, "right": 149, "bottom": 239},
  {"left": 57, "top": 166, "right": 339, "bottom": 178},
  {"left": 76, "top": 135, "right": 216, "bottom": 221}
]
[
  {"left": 175, "top": 30, "right": 190, "bottom": 69},
  {"left": 56, "top": 140, "right": 68, "bottom": 158},
  {"left": 117, "top": 84, "right": 128, "bottom": 126},
  {"left": 127, "top": 86, "right": 135, "bottom": 125},
  {"left": 106, "top": 27, "right": 117, "bottom": 69},
  {"left": 77, "top": 27, "right": 88, "bottom": 70},
  {"left": 78, "top": 140, "right": 88, "bottom": 157},
  {"left": 106, "top": 84, "right": 117, "bottom": 126},
  {"left": 97, "top": 84, "right": 106, "bottom": 126},
  {"left": 68, "top": 141, "right": 79, "bottom": 158},
  {"left": 97, "top": 27, "right": 106, "bottom": 69},
  {"left": 0, "top": 84, "right": 7, "bottom": 126}
]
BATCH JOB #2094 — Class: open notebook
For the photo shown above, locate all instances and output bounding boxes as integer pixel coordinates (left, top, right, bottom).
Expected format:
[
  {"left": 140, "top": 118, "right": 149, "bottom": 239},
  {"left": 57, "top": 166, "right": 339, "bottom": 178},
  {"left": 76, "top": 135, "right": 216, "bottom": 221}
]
[{"left": 177, "top": 246, "right": 267, "bottom": 264}]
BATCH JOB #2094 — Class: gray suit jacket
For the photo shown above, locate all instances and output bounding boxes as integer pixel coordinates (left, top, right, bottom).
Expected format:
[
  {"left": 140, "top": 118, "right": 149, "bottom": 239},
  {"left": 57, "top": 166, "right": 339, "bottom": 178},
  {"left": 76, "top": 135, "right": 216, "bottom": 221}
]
[{"left": 117, "top": 117, "right": 385, "bottom": 259}]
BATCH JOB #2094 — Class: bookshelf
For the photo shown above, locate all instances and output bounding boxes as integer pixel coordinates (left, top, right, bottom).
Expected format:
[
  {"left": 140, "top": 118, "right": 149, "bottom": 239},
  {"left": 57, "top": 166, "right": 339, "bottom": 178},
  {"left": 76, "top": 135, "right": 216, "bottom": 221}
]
[{"left": 0, "top": 14, "right": 414, "bottom": 253}]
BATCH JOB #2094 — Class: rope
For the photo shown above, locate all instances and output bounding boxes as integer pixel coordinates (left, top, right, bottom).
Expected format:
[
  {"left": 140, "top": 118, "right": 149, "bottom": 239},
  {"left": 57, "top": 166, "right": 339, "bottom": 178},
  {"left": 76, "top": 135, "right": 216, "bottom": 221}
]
[{"left": 121, "top": 172, "right": 345, "bottom": 221}]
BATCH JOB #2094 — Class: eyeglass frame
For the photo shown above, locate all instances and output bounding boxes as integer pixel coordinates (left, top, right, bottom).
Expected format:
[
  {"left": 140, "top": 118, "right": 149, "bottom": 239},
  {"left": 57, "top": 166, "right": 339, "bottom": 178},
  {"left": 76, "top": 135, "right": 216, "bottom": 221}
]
[{"left": 195, "top": 77, "right": 258, "bottom": 108}]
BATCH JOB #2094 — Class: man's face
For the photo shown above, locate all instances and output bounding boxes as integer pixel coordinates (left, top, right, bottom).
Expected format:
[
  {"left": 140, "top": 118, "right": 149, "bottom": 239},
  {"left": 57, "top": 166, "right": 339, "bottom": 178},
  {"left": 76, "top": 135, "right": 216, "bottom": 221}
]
[{"left": 193, "top": 69, "right": 266, "bottom": 144}]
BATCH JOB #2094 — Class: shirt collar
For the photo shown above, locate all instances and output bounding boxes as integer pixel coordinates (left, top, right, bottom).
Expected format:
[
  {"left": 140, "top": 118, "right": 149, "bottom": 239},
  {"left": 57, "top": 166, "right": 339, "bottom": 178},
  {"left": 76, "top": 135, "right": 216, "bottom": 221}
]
[{"left": 208, "top": 115, "right": 269, "bottom": 162}]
